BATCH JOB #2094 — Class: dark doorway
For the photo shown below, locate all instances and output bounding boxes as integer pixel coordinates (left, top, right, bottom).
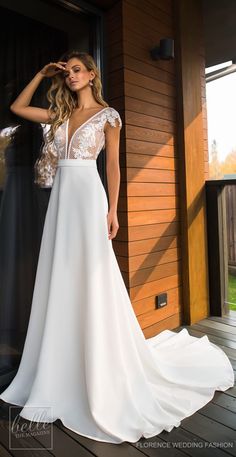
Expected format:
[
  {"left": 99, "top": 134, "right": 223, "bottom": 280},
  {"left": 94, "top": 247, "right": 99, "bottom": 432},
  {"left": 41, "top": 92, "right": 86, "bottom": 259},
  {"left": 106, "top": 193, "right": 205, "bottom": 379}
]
[{"left": 0, "top": 0, "right": 104, "bottom": 389}]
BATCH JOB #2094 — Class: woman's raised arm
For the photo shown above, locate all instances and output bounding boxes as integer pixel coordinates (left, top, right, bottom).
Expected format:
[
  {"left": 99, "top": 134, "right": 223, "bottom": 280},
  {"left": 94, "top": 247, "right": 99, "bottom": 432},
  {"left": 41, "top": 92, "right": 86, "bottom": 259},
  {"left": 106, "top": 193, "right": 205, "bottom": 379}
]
[{"left": 10, "top": 61, "right": 66, "bottom": 124}]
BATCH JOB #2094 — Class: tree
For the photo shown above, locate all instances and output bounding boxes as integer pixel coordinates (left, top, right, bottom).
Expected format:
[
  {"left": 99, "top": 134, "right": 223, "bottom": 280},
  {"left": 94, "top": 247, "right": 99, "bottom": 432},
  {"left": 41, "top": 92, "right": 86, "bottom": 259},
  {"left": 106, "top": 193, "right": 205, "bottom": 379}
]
[
  {"left": 220, "top": 149, "right": 236, "bottom": 175},
  {"left": 209, "top": 139, "right": 222, "bottom": 178}
]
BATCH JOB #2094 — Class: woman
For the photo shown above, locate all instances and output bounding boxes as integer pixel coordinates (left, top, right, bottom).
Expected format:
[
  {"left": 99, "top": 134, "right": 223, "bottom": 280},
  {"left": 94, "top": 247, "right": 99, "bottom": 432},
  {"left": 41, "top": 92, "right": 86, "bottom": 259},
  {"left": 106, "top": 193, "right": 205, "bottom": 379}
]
[{"left": 0, "top": 51, "right": 234, "bottom": 445}]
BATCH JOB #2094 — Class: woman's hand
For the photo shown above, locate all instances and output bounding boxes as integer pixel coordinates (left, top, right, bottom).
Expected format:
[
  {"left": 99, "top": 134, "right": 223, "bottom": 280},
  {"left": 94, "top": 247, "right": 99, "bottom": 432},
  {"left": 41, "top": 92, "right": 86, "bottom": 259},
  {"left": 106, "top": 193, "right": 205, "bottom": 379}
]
[
  {"left": 107, "top": 210, "right": 119, "bottom": 240},
  {"left": 40, "top": 61, "right": 67, "bottom": 78}
]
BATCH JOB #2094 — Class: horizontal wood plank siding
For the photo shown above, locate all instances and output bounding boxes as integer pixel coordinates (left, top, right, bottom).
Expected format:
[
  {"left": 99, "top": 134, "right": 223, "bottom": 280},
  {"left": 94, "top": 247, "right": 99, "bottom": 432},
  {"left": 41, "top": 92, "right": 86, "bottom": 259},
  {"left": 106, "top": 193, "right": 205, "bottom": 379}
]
[
  {"left": 122, "top": 0, "right": 180, "bottom": 335},
  {"left": 123, "top": 0, "right": 181, "bottom": 334},
  {"left": 105, "top": 0, "right": 208, "bottom": 336}
]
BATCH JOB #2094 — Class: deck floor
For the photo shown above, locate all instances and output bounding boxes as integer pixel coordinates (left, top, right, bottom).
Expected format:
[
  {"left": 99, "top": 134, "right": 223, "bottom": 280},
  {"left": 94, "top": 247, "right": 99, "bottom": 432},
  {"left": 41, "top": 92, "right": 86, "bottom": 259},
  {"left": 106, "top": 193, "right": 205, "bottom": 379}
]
[{"left": 0, "top": 315, "right": 236, "bottom": 456}]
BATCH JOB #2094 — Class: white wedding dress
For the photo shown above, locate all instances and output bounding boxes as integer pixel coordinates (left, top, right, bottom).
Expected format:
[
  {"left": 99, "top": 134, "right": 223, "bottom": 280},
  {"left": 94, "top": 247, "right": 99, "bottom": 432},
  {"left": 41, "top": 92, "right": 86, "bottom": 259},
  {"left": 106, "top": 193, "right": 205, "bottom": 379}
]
[{"left": 0, "top": 106, "right": 234, "bottom": 444}]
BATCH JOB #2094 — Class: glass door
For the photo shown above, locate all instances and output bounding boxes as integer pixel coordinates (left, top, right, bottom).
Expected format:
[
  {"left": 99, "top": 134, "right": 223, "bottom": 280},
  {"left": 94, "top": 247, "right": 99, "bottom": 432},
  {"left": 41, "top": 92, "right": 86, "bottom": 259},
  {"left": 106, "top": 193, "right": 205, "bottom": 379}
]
[{"left": 0, "top": 0, "right": 104, "bottom": 388}]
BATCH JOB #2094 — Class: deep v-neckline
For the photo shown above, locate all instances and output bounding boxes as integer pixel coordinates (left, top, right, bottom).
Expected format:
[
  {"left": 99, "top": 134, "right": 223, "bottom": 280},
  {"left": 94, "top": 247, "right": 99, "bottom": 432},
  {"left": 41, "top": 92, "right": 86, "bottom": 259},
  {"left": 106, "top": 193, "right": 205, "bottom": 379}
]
[{"left": 66, "top": 107, "right": 108, "bottom": 158}]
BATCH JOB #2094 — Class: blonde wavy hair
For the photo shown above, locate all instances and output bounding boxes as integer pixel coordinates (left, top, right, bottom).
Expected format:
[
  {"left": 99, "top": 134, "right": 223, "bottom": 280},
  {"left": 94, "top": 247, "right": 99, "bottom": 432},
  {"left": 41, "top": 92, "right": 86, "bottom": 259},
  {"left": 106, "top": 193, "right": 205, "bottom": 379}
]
[{"left": 46, "top": 51, "right": 109, "bottom": 144}]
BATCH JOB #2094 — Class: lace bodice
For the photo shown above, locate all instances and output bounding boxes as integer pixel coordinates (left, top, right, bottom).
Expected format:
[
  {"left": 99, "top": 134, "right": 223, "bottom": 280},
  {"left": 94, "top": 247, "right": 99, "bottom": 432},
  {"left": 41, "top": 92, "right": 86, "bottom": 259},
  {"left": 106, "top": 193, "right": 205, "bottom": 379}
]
[{"left": 53, "top": 107, "right": 122, "bottom": 160}]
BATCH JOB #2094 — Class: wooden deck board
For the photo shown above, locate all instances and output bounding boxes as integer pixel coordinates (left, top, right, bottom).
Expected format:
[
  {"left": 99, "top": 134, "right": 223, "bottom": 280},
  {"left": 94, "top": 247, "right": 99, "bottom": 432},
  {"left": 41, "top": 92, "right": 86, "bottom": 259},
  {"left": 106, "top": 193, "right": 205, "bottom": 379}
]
[{"left": 0, "top": 316, "right": 235, "bottom": 456}]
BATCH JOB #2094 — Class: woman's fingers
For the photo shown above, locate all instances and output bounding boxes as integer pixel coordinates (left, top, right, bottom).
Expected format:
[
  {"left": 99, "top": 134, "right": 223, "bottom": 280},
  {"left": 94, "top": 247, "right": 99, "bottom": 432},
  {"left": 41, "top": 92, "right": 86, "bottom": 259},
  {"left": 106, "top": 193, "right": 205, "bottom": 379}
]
[
  {"left": 55, "top": 66, "right": 64, "bottom": 71},
  {"left": 40, "top": 61, "right": 66, "bottom": 77},
  {"left": 54, "top": 63, "right": 66, "bottom": 72},
  {"left": 107, "top": 216, "right": 119, "bottom": 239},
  {"left": 57, "top": 62, "right": 67, "bottom": 69}
]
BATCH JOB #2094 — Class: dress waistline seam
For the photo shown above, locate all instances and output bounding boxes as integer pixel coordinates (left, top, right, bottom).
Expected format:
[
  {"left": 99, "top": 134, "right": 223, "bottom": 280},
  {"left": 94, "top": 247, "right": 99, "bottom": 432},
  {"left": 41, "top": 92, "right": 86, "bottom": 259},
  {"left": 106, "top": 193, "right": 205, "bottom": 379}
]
[{"left": 57, "top": 159, "right": 97, "bottom": 167}]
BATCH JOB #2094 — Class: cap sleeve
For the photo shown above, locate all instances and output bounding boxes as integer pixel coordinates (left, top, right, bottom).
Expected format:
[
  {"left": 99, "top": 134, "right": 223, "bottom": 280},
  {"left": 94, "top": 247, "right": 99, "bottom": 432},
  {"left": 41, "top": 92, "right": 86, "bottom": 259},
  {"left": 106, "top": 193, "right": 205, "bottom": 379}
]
[{"left": 105, "top": 107, "right": 122, "bottom": 129}]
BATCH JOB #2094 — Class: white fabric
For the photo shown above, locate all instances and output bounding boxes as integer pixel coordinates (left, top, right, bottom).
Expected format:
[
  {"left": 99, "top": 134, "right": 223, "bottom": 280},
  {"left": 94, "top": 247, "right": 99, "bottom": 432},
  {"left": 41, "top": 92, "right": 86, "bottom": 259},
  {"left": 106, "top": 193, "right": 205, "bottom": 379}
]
[
  {"left": 53, "top": 106, "right": 122, "bottom": 160},
  {"left": 0, "top": 107, "right": 234, "bottom": 444}
]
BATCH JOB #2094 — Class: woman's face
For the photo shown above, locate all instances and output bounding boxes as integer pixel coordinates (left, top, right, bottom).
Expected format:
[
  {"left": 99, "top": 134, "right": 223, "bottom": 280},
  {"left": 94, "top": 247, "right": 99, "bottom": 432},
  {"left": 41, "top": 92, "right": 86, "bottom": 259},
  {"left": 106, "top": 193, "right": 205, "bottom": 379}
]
[{"left": 63, "top": 58, "right": 94, "bottom": 91}]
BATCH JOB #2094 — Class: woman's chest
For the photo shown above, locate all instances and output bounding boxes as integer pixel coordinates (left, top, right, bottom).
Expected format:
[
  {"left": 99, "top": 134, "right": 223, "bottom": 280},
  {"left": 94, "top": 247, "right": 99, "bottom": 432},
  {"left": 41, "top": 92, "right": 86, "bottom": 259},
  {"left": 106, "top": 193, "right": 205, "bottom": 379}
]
[{"left": 53, "top": 116, "right": 106, "bottom": 160}]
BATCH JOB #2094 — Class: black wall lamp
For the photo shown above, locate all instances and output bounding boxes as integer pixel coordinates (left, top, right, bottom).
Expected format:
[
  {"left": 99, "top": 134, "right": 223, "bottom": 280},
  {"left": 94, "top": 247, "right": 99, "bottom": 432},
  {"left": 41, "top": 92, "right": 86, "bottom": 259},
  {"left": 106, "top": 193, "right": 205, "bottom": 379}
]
[{"left": 150, "top": 38, "right": 174, "bottom": 61}]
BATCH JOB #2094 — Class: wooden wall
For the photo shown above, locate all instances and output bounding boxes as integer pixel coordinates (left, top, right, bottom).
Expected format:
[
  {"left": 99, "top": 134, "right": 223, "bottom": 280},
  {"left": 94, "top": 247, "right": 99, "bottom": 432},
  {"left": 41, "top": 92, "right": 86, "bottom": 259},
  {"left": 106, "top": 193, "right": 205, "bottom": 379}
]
[{"left": 104, "top": 0, "right": 208, "bottom": 336}]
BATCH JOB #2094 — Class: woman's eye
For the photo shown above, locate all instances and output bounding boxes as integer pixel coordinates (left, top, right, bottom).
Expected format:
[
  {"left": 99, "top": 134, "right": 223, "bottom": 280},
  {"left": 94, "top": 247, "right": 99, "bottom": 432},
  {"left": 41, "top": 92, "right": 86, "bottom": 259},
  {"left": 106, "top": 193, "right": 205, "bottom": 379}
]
[{"left": 74, "top": 69, "right": 80, "bottom": 73}]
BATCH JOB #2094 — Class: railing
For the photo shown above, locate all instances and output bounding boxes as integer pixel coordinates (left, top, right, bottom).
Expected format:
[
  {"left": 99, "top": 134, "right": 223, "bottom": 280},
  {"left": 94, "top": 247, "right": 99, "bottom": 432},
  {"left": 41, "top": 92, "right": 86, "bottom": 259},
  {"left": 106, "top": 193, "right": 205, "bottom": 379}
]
[{"left": 205, "top": 179, "right": 236, "bottom": 317}]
